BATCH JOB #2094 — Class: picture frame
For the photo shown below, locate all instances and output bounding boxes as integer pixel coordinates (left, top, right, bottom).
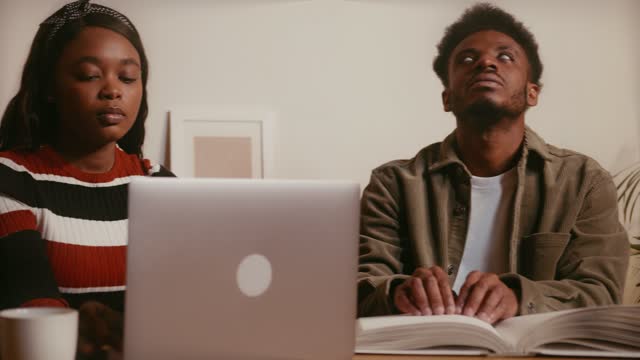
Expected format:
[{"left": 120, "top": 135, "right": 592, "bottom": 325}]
[{"left": 169, "top": 109, "right": 275, "bottom": 178}]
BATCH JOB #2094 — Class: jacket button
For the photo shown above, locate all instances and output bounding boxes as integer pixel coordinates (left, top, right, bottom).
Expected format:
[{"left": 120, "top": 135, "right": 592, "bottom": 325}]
[
  {"left": 447, "top": 265, "right": 455, "bottom": 275},
  {"left": 527, "top": 302, "right": 536, "bottom": 313},
  {"left": 453, "top": 205, "right": 466, "bottom": 216}
]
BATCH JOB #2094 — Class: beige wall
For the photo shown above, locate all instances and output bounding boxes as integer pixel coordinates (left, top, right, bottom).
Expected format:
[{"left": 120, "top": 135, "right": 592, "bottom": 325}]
[{"left": 1, "top": 0, "right": 639, "bottom": 189}]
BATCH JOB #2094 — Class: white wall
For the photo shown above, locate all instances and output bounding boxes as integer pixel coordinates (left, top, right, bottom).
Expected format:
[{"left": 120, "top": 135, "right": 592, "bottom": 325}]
[{"left": 1, "top": 0, "right": 639, "bottom": 190}]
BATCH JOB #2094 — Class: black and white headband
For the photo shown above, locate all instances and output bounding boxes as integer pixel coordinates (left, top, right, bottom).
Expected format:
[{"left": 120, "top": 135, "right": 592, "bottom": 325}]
[{"left": 41, "top": 0, "right": 135, "bottom": 44}]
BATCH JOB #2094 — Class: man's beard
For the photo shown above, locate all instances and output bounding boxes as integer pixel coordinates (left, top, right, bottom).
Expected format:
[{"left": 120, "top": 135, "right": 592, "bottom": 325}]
[{"left": 451, "top": 87, "right": 528, "bottom": 129}]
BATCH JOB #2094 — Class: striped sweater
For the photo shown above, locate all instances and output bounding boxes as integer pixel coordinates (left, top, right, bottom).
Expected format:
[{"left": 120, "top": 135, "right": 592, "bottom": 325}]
[{"left": 0, "top": 145, "right": 173, "bottom": 311}]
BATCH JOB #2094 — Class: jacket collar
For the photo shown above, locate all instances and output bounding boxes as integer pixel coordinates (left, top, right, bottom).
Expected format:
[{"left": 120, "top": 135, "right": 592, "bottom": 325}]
[{"left": 427, "top": 125, "right": 552, "bottom": 173}]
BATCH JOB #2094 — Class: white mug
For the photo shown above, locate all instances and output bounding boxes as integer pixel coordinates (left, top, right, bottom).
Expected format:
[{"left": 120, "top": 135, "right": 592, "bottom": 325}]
[{"left": 0, "top": 307, "right": 78, "bottom": 360}]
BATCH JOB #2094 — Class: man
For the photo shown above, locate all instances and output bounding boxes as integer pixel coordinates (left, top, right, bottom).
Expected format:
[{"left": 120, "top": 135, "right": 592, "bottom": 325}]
[{"left": 357, "top": 3, "right": 629, "bottom": 324}]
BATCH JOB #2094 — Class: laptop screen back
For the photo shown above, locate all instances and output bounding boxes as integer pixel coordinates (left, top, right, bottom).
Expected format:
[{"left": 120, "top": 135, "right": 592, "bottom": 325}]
[{"left": 124, "top": 178, "right": 359, "bottom": 360}]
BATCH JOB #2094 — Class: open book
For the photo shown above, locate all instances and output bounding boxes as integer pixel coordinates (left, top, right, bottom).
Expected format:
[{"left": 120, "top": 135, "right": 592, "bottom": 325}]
[{"left": 356, "top": 305, "right": 640, "bottom": 358}]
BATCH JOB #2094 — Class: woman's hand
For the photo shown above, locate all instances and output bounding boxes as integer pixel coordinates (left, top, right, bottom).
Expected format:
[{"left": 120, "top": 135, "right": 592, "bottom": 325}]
[{"left": 76, "top": 301, "right": 123, "bottom": 360}]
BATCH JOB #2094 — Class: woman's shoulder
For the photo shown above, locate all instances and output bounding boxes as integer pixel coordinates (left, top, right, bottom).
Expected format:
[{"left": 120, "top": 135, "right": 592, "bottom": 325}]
[
  {"left": 146, "top": 163, "right": 176, "bottom": 177},
  {"left": 0, "top": 147, "right": 54, "bottom": 174},
  {"left": 0, "top": 147, "right": 67, "bottom": 194},
  {"left": 0, "top": 148, "right": 48, "bottom": 206},
  {"left": 116, "top": 150, "right": 175, "bottom": 178}
]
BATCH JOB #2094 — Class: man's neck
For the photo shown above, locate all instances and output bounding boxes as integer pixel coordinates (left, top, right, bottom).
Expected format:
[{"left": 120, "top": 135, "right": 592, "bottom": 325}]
[
  {"left": 53, "top": 141, "right": 118, "bottom": 174},
  {"left": 454, "top": 117, "right": 525, "bottom": 177}
]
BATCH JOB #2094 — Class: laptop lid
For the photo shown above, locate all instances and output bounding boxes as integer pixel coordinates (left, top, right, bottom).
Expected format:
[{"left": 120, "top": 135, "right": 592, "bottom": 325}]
[{"left": 124, "top": 178, "right": 359, "bottom": 360}]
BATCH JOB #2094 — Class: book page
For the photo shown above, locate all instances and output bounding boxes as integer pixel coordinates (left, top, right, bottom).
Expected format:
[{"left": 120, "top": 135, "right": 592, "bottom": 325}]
[
  {"left": 534, "top": 343, "right": 640, "bottom": 359},
  {"left": 356, "top": 306, "right": 640, "bottom": 356},
  {"left": 356, "top": 315, "right": 512, "bottom": 354},
  {"left": 494, "top": 309, "right": 564, "bottom": 349},
  {"left": 356, "top": 348, "right": 488, "bottom": 356},
  {"left": 497, "top": 305, "right": 640, "bottom": 356}
]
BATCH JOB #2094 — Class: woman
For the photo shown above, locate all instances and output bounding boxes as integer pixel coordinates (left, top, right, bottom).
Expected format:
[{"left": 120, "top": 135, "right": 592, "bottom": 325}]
[{"left": 0, "top": 0, "right": 172, "bottom": 356}]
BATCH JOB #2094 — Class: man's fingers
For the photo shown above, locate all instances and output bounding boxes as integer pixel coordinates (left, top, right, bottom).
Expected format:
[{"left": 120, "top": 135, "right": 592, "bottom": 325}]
[
  {"left": 455, "top": 286, "right": 468, "bottom": 314},
  {"left": 475, "top": 286, "right": 503, "bottom": 323},
  {"left": 461, "top": 273, "right": 518, "bottom": 323},
  {"left": 456, "top": 271, "right": 482, "bottom": 313},
  {"left": 424, "top": 276, "right": 444, "bottom": 315},
  {"left": 436, "top": 272, "right": 456, "bottom": 314},
  {"left": 494, "top": 285, "right": 518, "bottom": 323},
  {"left": 462, "top": 274, "right": 494, "bottom": 317},
  {"left": 486, "top": 300, "right": 508, "bottom": 324},
  {"left": 441, "top": 286, "right": 456, "bottom": 315},
  {"left": 410, "top": 266, "right": 459, "bottom": 316},
  {"left": 394, "top": 283, "right": 421, "bottom": 315},
  {"left": 430, "top": 267, "right": 455, "bottom": 314},
  {"left": 410, "top": 277, "right": 431, "bottom": 315}
]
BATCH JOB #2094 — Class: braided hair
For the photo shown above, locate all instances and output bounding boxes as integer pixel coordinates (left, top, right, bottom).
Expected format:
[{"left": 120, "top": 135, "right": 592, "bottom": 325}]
[{"left": 0, "top": 0, "right": 149, "bottom": 157}]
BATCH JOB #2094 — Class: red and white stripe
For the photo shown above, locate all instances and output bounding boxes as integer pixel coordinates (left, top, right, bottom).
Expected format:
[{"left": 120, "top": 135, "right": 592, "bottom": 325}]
[
  {"left": 0, "top": 157, "right": 140, "bottom": 188},
  {"left": 1, "top": 196, "right": 127, "bottom": 247}
]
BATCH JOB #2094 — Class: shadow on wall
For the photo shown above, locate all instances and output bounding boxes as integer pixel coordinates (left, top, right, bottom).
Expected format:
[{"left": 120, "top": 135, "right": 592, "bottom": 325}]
[{"left": 163, "top": 112, "right": 171, "bottom": 171}]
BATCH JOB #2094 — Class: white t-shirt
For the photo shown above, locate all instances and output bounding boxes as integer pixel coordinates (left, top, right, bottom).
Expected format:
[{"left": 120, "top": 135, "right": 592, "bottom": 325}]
[{"left": 452, "top": 168, "right": 517, "bottom": 294}]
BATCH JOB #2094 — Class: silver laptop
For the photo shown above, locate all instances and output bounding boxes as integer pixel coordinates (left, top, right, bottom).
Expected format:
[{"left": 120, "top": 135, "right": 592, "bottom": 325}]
[{"left": 124, "top": 178, "right": 359, "bottom": 360}]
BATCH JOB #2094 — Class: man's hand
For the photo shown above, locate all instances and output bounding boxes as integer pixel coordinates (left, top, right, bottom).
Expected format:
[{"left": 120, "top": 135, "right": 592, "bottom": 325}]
[
  {"left": 456, "top": 271, "right": 518, "bottom": 324},
  {"left": 392, "top": 266, "right": 456, "bottom": 316}
]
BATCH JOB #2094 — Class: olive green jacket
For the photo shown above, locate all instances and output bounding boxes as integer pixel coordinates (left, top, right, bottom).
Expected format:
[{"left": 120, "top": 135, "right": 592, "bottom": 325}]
[{"left": 358, "top": 127, "right": 629, "bottom": 317}]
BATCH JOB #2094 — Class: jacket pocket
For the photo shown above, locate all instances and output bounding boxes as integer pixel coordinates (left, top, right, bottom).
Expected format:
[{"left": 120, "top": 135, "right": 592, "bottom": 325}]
[{"left": 520, "top": 232, "right": 570, "bottom": 280}]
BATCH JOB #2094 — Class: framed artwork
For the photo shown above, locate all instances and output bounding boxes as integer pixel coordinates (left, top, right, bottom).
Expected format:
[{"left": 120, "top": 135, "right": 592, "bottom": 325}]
[{"left": 169, "top": 109, "right": 275, "bottom": 178}]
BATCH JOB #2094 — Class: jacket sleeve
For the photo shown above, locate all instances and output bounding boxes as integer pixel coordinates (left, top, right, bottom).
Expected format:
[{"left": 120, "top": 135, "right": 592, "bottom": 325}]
[
  {"left": 358, "top": 169, "right": 411, "bottom": 317},
  {"left": 0, "top": 195, "right": 63, "bottom": 309},
  {"left": 501, "top": 173, "right": 629, "bottom": 315}
]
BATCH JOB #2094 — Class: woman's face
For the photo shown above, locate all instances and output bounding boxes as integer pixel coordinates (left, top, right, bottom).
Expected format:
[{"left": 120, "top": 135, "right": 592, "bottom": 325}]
[{"left": 53, "top": 26, "right": 143, "bottom": 151}]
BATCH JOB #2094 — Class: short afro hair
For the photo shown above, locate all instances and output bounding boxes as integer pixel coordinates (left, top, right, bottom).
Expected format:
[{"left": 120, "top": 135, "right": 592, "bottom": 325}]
[{"left": 432, "top": 3, "right": 543, "bottom": 87}]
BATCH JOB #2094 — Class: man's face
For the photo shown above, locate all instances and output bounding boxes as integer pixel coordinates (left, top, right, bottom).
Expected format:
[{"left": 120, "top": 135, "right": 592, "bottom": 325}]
[{"left": 442, "top": 30, "right": 539, "bottom": 123}]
